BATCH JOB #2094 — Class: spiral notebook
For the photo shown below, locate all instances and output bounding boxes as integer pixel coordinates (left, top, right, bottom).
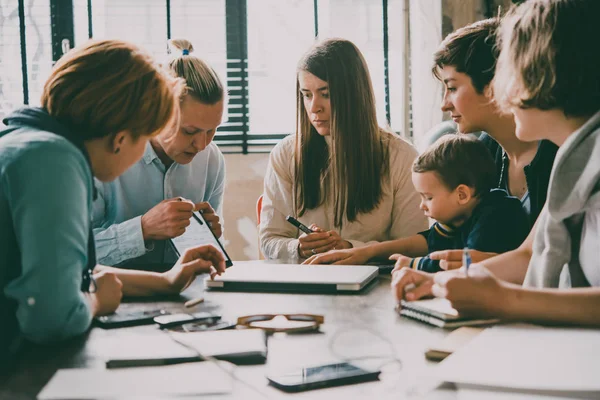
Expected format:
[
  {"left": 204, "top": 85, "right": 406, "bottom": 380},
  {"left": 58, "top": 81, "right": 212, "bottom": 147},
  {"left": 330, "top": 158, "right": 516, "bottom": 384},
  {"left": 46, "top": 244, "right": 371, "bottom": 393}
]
[{"left": 398, "top": 298, "right": 499, "bottom": 329}]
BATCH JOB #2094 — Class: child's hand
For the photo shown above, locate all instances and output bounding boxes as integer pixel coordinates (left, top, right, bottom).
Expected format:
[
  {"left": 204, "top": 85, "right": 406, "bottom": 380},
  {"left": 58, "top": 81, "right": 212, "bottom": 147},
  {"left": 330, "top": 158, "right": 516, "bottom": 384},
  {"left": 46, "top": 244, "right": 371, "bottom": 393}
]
[
  {"left": 389, "top": 254, "right": 412, "bottom": 271},
  {"left": 429, "top": 249, "right": 497, "bottom": 270}
]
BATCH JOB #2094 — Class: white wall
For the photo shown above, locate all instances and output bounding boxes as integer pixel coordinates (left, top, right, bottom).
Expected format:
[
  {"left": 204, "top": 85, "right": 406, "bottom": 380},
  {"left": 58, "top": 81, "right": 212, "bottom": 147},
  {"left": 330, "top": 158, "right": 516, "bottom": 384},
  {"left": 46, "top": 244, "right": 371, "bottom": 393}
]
[{"left": 409, "top": 0, "right": 443, "bottom": 148}]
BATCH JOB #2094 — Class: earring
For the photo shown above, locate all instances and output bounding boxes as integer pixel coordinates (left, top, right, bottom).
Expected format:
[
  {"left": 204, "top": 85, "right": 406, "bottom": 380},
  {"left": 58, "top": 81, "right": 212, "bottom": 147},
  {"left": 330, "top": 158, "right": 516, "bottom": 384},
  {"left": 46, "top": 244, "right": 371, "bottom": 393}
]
[{"left": 114, "top": 148, "right": 120, "bottom": 154}]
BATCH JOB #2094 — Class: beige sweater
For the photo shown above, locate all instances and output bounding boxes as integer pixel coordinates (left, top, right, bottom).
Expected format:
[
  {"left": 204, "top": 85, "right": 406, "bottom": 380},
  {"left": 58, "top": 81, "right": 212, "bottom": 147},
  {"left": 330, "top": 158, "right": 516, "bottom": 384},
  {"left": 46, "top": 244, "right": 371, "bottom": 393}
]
[{"left": 259, "top": 133, "right": 428, "bottom": 260}]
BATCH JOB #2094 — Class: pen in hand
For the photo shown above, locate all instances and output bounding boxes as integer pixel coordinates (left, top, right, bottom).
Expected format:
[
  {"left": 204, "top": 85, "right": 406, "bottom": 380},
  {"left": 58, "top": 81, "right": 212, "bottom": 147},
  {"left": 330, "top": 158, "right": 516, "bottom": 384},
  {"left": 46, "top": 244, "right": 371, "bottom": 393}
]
[
  {"left": 286, "top": 216, "right": 314, "bottom": 235},
  {"left": 462, "top": 247, "right": 471, "bottom": 277}
]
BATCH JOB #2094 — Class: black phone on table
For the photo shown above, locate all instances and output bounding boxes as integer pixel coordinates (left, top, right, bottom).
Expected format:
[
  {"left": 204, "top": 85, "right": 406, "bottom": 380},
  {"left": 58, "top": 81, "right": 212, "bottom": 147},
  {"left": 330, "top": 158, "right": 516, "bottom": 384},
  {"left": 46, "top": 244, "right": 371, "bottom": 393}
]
[
  {"left": 153, "top": 312, "right": 221, "bottom": 329},
  {"left": 94, "top": 309, "right": 169, "bottom": 329},
  {"left": 267, "top": 362, "right": 381, "bottom": 392}
]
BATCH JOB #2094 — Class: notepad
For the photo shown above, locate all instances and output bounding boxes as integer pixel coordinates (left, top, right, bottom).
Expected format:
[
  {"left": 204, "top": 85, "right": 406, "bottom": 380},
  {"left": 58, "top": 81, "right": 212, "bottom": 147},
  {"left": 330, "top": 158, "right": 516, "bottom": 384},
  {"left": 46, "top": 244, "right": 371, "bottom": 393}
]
[
  {"left": 398, "top": 298, "right": 499, "bottom": 329},
  {"left": 435, "top": 324, "right": 600, "bottom": 397},
  {"left": 37, "top": 362, "right": 233, "bottom": 399}
]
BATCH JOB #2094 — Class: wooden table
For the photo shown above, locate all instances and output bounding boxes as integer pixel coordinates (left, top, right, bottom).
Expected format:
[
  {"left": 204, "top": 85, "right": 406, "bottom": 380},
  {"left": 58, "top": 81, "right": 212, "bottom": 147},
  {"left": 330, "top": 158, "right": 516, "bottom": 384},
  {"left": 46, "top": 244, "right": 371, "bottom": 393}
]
[{"left": 1, "top": 262, "right": 458, "bottom": 399}]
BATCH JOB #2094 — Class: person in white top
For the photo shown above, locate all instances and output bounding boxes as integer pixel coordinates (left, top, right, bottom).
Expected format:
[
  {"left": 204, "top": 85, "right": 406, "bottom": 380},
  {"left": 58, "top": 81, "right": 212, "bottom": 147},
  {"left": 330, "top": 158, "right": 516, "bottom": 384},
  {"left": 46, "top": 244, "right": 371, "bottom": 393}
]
[{"left": 259, "top": 38, "right": 427, "bottom": 261}]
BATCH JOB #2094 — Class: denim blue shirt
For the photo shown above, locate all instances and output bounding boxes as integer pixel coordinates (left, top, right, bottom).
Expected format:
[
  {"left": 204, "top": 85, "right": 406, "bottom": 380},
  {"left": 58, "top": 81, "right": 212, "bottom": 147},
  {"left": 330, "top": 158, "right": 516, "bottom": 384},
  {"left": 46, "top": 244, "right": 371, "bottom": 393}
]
[
  {"left": 1, "top": 115, "right": 94, "bottom": 358},
  {"left": 92, "top": 141, "right": 226, "bottom": 267}
]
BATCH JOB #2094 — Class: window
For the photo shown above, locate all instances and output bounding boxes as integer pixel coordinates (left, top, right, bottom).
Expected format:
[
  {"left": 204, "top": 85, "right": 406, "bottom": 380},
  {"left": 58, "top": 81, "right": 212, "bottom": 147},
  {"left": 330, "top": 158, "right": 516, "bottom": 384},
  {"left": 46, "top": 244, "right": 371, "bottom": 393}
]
[
  {"left": 1, "top": 0, "right": 409, "bottom": 153},
  {"left": 246, "top": 0, "right": 314, "bottom": 136},
  {"left": 0, "top": 0, "right": 25, "bottom": 117}
]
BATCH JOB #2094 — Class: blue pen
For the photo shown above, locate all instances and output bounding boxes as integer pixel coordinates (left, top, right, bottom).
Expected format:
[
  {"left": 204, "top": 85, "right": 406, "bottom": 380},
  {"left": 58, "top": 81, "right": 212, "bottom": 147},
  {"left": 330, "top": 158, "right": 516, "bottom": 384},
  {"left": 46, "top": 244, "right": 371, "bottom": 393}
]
[{"left": 462, "top": 247, "right": 471, "bottom": 277}]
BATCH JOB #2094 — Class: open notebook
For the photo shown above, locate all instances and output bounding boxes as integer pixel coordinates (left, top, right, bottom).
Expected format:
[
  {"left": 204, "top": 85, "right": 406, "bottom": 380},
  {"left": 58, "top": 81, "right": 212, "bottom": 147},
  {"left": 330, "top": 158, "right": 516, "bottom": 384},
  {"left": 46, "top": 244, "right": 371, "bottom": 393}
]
[{"left": 398, "top": 298, "right": 499, "bottom": 329}]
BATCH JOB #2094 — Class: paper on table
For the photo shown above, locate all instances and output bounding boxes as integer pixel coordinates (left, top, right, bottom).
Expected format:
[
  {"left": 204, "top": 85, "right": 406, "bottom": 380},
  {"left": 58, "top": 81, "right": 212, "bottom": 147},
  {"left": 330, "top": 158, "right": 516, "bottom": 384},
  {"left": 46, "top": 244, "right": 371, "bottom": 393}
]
[
  {"left": 435, "top": 324, "right": 600, "bottom": 394},
  {"left": 457, "top": 386, "right": 597, "bottom": 400},
  {"left": 170, "top": 329, "right": 265, "bottom": 357},
  {"left": 37, "top": 362, "right": 233, "bottom": 399}
]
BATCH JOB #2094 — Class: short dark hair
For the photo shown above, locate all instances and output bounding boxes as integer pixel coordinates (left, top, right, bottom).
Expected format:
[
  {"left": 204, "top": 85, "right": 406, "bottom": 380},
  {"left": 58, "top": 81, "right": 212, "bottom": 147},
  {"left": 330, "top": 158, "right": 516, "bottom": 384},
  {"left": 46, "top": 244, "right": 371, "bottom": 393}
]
[
  {"left": 432, "top": 18, "right": 499, "bottom": 93},
  {"left": 413, "top": 135, "right": 496, "bottom": 196}
]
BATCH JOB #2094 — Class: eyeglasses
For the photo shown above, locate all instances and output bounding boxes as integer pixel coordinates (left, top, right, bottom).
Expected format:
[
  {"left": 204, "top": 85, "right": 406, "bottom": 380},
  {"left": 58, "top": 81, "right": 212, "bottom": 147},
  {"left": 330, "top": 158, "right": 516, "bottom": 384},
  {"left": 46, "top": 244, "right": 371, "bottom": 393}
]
[{"left": 236, "top": 314, "right": 324, "bottom": 333}]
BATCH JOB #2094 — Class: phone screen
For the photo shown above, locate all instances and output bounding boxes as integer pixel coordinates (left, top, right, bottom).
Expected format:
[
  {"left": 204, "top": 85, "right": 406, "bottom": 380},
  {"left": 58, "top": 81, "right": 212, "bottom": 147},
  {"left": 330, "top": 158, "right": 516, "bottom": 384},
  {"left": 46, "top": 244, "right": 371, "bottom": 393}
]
[
  {"left": 268, "top": 362, "right": 380, "bottom": 391},
  {"left": 170, "top": 211, "right": 233, "bottom": 267}
]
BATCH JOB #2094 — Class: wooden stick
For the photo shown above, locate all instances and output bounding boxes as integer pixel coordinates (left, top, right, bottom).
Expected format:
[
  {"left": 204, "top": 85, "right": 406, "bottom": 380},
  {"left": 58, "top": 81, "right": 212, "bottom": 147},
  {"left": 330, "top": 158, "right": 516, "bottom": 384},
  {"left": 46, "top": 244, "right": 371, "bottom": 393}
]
[{"left": 184, "top": 297, "right": 205, "bottom": 308}]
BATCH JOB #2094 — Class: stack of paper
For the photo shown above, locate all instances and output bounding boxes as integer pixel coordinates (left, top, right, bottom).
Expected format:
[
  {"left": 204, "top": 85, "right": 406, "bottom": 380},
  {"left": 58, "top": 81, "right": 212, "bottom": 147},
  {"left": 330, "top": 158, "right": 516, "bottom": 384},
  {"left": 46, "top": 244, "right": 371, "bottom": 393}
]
[{"left": 435, "top": 324, "right": 600, "bottom": 399}]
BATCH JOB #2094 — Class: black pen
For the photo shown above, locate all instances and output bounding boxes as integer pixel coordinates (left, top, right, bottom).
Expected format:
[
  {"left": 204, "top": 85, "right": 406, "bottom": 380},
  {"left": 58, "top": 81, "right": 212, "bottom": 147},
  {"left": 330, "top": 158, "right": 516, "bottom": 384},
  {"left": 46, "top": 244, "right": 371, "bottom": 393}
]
[{"left": 286, "top": 216, "right": 314, "bottom": 235}]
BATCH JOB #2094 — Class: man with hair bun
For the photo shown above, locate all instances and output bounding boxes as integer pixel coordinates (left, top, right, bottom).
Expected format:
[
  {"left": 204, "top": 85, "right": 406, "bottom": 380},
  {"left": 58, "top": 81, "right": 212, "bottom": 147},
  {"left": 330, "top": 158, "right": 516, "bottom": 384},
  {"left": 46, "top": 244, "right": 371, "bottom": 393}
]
[{"left": 93, "top": 38, "right": 228, "bottom": 270}]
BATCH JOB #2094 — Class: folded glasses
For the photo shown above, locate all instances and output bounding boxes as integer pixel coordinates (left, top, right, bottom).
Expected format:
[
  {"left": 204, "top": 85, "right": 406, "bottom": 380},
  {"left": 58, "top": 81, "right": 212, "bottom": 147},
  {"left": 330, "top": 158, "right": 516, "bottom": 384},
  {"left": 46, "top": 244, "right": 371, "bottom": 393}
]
[{"left": 236, "top": 314, "right": 324, "bottom": 333}]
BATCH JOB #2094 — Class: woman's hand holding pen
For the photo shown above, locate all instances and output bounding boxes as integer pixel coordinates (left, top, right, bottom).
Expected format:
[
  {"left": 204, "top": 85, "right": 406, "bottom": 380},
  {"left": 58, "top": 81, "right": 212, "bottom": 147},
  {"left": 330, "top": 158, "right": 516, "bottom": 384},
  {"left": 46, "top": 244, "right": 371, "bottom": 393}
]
[
  {"left": 297, "top": 224, "right": 352, "bottom": 259},
  {"left": 163, "top": 245, "right": 226, "bottom": 293},
  {"left": 431, "top": 265, "right": 513, "bottom": 319}
]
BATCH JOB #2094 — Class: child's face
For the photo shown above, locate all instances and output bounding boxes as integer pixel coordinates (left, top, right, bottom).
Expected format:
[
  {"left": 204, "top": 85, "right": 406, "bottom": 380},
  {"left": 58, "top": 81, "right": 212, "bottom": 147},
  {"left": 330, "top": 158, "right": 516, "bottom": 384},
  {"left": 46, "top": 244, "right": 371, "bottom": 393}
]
[
  {"left": 439, "top": 66, "right": 495, "bottom": 134},
  {"left": 412, "top": 171, "right": 465, "bottom": 224}
]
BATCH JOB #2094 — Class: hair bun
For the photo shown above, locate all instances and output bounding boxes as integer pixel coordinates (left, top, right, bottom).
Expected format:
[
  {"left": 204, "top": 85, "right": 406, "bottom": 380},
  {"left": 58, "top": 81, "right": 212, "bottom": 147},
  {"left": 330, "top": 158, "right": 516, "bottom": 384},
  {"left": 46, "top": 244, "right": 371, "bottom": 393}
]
[{"left": 167, "top": 39, "right": 194, "bottom": 56}]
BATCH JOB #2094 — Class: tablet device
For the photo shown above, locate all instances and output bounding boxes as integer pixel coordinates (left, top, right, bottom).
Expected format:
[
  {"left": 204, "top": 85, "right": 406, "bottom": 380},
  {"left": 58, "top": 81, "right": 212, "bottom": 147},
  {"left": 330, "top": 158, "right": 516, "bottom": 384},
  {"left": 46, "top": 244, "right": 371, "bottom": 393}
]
[{"left": 170, "top": 211, "right": 233, "bottom": 267}]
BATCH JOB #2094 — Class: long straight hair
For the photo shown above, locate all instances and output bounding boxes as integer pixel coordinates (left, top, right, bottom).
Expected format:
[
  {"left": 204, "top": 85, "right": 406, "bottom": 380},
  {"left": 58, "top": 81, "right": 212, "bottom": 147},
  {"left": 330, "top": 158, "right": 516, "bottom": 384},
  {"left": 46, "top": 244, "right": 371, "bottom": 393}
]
[{"left": 294, "top": 38, "right": 389, "bottom": 227}]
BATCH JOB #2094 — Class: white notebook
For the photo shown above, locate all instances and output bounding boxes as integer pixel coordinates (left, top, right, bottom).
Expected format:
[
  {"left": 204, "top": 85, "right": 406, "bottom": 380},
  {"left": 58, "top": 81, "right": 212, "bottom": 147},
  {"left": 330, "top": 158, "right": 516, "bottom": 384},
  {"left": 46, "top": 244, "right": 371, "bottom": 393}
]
[
  {"left": 398, "top": 298, "right": 499, "bottom": 329},
  {"left": 435, "top": 324, "right": 600, "bottom": 398}
]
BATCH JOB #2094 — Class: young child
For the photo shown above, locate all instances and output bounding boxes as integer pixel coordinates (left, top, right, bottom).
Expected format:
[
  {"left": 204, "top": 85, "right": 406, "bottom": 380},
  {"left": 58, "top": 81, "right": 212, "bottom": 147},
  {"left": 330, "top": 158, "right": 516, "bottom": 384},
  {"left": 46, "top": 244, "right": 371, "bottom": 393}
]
[
  {"left": 397, "top": 135, "right": 530, "bottom": 272},
  {"left": 304, "top": 135, "right": 530, "bottom": 271}
]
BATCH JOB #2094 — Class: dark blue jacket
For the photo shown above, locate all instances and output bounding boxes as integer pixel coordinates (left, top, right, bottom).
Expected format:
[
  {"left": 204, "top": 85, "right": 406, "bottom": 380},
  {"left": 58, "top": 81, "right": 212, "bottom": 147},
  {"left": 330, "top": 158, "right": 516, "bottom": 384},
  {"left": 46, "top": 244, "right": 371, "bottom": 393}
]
[{"left": 412, "top": 189, "right": 530, "bottom": 273}]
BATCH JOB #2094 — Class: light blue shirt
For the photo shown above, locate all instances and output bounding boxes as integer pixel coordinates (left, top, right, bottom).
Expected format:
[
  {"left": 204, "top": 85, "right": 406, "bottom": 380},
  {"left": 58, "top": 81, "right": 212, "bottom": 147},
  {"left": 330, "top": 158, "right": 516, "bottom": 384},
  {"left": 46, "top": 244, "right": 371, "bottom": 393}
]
[
  {"left": 92, "top": 141, "right": 226, "bottom": 267},
  {"left": 1, "top": 126, "right": 93, "bottom": 350}
]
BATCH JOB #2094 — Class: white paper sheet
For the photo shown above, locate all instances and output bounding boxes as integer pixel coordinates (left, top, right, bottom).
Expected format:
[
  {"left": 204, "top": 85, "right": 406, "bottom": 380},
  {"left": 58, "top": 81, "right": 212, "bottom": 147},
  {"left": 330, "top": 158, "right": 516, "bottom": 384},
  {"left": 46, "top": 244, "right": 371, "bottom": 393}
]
[
  {"left": 435, "top": 324, "right": 600, "bottom": 394},
  {"left": 170, "top": 328, "right": 266, "bottom": 358},
  {"left": 457, "top": 386, "right": 596, "bottom": 400},
  {"left": 37, "top": 362, "right": 233, "bottom": 399}
]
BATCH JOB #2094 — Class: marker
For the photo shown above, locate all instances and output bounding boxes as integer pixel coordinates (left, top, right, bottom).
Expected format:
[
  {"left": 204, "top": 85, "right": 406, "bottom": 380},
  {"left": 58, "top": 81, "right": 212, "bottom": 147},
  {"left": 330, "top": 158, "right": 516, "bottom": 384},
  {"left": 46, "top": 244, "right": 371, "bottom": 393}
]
[
  {"left": 462, "top": 247, "right": 471, "bottom": 277},
  {"left": 285, "top": 216, "right": 314, "bottom": 235}
]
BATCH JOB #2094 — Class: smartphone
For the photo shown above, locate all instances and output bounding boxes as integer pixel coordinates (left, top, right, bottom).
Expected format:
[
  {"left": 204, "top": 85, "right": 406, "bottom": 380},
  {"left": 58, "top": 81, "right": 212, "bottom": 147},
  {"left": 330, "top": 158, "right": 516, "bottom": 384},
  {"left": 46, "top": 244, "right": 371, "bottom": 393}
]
[
  {"left": 95, "top": 309, "right": 169, "bottom": 329},
  {"left": 285, "top": 216, "right": 314, "bottom": 235},
  {"left": 267, "top": 362, "right": 380, "bottom": 392},
  {"left": 153, "top": 312, "right": 221, "bottom": 329}
]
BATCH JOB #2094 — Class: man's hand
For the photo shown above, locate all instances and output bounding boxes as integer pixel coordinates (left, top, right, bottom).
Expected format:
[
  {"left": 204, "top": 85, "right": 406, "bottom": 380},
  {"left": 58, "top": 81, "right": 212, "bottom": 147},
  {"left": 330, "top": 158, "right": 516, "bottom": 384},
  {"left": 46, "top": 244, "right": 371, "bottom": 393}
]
[
  {"left": 195, "top": 202, "right": 222, "bottom": 238},
  {"left": 432, "top": 264, "right": 510, "bottom": 318},
  {"left": 303, "top": 247, "right": 369, "bottom": 265},
  {"left": 162, "top": 245, "right": 226, "bottom": 293},
  {"left": 391, "top": 267, "right": 434, "bottom": 303},
  {"left": 141, "top": 198, "right": 194, "bottom": 241},
  {"left": 89, "top": 270, "right": 123, "bottom": 316},
  {"left": 429, "top": 249, "right": 497, "bottom": 270}
]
